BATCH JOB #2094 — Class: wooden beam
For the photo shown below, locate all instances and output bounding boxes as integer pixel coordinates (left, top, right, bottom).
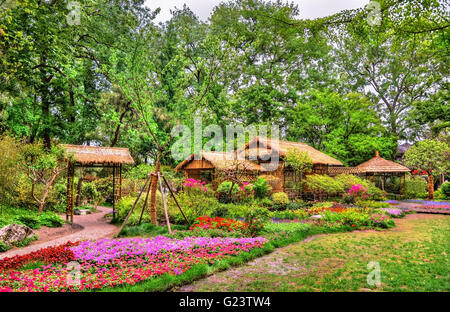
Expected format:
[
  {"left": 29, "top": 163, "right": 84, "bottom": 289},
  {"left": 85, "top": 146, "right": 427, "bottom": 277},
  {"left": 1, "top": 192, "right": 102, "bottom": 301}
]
[{"left": 66, "top": 162, "right": 75, "bottom": 223}]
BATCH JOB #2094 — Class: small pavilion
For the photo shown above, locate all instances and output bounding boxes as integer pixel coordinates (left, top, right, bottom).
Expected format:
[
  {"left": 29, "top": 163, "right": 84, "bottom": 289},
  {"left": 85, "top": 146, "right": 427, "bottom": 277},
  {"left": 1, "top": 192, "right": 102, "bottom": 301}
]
[
  {"left": 356, "top": 151, "right": 411, "bottom": 196},
  {"left": 62, "top": 145, "right": 135, "bottom": 223}
]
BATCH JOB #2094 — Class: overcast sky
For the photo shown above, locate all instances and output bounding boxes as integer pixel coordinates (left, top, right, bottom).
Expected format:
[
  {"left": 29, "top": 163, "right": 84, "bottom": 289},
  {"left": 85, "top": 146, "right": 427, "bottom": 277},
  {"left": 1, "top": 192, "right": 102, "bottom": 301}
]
[{"left": 145, "top": 0, "right": 370, "bottom": 23}]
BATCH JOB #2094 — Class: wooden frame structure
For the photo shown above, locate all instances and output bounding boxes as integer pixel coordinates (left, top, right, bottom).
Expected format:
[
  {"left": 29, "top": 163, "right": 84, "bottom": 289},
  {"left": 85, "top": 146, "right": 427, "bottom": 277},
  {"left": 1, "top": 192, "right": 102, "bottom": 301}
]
[
  {"left": 62, "top": 145, "right": 134, "bottom": 223},
  {"left": 356, "top": 151, "right": 410, "bottom": 196}
]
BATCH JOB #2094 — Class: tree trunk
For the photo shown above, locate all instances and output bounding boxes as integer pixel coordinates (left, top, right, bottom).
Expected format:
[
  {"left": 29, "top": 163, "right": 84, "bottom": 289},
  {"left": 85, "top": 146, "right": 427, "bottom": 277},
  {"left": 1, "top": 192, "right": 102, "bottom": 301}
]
[
  {"left": 149, "top": 159, "right": 161, "bottom": 225},
  {"left": 428, "top": 174, "right": 434, "bottom": 200}
]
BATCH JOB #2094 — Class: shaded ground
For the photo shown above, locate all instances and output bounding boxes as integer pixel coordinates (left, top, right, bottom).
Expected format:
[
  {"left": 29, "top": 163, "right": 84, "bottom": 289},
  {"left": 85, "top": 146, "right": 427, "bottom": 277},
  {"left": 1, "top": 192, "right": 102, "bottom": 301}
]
[
  {"left": 177, "top": 214, "right": 450, "bottom": 292},
  {"left": 0, "top": 206, "right": 117, "bottom": 259}
]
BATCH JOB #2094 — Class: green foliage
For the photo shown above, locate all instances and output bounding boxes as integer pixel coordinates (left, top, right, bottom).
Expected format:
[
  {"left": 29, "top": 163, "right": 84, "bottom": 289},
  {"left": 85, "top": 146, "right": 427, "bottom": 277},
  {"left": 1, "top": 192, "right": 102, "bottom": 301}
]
[
  {"left": 252, "top": 177, "right": 271, "bottom": 199},
  {"left": 0, "top": 242, "right": 9, "bottom": 252},
  {"left": 404, "top": 140, "right": 449, "bottom": 175},
  {"left": 271, "top": 192, "right": 289, "bottom": 206},
  {"left": 305, "top": 174, "right": 344, "bottom": 196},
  {"left": 404, "top": 176, "right": 429, "bottom": 199},
  {"left": 284, "top": 149, "right": 313, "bottom": 187},
  {"left": 216, "top": 181, "right": 239, "bottom": 203},
  {"left": 38, "top": 212, "right": 65, "bottom": 228},
  {"left": 15, "top": 215, "right": 41, "bottom": 229},
  {"left": 287, "top": 91, "right": 397, "bottom": 165},
  {"left": 440, "top": 182, "right": 450, "bottom": 198}
]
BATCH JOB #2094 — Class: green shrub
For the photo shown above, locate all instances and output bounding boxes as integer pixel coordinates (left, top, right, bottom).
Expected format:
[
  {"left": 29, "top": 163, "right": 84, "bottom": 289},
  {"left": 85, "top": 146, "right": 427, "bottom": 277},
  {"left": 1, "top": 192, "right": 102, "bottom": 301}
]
[
  {"left": 434, "top": 188, "right": 446, "bottom": 200},
  {"left": 272, "top": 192, "right": 289, "bottom": 205},
  {"left": 38, "top": 212, "right": 65, "bottom": 227},
  {"left": 217, "top": 181, "right": 239, "bottom": 203},
  {"left": 441, "top": 182, "right": 450, "bottom": 198},
  {"left": 15, "top": 214, "right": 40, "bottom": 229},
  {"left": 404, "top": 176, "right": 428, "bottom": 199},
  {"left": 305, "top": 174, "right": 344, "bottom": 197},
  {"left": 0, "top": 241, "right": 9, "bottom": 252},
  {"left": 253, "top": 177, "right": 271, "bottom": 199}
]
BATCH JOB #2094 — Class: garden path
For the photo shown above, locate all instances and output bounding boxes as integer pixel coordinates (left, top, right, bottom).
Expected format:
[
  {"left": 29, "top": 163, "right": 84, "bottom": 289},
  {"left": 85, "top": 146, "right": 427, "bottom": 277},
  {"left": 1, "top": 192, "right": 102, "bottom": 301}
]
[{"left": 0, "top": 206, "right": 117, "bottom": 259}]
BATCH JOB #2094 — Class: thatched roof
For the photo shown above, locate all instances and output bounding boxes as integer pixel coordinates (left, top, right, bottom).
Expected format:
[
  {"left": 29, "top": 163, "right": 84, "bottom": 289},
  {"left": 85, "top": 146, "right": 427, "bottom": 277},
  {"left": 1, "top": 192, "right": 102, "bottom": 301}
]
[
  {"left": 62, "top": 144, "right": 135, "bottom": 165},
  {"left": 357, "top": 151, "right": 410, "bottom": 173},
  {"left": 328, "top": 166, "right": 362, "bottom": 176},
  {"left": 175, "top": 151, "right": 261, "bottom": 172},
  {"left": 238, "top": 136, "right": 343, "bottom": 166}
]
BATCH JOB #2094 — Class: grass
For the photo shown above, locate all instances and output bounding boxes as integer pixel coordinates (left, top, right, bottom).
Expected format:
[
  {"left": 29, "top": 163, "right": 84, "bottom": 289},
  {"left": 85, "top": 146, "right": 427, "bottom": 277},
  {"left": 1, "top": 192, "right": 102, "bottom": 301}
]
[{"left": 185, "top": 214, "right": 450, "bottom": 292}]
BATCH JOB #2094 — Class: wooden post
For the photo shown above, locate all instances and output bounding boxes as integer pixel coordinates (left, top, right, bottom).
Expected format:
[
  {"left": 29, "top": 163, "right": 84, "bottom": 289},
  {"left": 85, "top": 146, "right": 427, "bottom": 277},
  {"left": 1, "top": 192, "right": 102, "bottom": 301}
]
[
  {"left": 112, "top": 164, "right": 121, "bottom": 219},
  {"left": 138, "top": 178, "right": 152, "bottom": 225},
  {"left": 161, "top": 174, "right": 190, "bottom": 225},
  {"left": 115, "top": 173, "right": 153, "bottom": 237},
  {"left": 158, "top": 173, "right": 172, "bottom": 235},
  {"left": 66, "top": 162, "right": 75, "bottom": 223}
]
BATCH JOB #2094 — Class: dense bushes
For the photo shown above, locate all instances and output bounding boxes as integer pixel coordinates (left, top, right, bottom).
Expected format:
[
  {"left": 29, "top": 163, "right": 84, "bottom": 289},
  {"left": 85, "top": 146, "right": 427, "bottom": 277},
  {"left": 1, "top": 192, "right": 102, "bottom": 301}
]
[
  {"left": 304, "top": 174, "right": 384, "bottom": 200},
  {"left": 252, "top": 177, "right": 271, "bottom": 199},
  {"left": 404, "top": 176, "right": 428, "bottom": 199},
  {"left": 0, "top": 206, "right": 64, "bottom": 229},
  {"left": 440, "top": 182, "right": 450, "bottom": 199}
]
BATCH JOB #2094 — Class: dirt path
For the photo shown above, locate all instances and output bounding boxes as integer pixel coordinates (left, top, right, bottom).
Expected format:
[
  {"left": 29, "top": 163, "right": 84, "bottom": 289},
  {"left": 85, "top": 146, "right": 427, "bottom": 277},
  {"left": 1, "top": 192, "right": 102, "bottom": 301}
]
[
  {"left": 176, "top": 213, "right": 449, "bottom": 292},
  {"left": 0, "top": 206, "right": 118, "bottom": 259}
]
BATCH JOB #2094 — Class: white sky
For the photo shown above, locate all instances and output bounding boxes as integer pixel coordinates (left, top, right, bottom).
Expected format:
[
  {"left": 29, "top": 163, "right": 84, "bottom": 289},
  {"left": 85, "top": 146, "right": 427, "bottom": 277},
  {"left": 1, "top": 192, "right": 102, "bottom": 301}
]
[{"left": 145, "top": 0, "right": 370, "bottom": 23}]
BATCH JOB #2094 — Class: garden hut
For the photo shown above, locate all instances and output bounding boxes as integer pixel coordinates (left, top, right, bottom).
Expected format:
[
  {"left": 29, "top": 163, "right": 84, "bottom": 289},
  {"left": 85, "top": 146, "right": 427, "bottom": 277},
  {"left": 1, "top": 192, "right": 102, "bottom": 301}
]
[
  {"left": 174, "top": 151, "right": 261, "bottom": 186},
  {"left": 356, "top": 151, "right": 410, "bottom": 196},
  {"left": 237, "top": 137, "right": 344, "bottom": 194},
  {"left": 62, "top": 145, "right": 135, "bottom": 223}
]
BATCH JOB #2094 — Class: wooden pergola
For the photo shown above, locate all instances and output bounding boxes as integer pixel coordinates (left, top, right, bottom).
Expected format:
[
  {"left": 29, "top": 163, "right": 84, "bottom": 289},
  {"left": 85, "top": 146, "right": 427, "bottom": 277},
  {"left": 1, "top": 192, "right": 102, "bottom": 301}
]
[
  {"left": 62, "top": 145, "right": 135, "bottom": 223},
  {"left": 356, "top": 151, "right": 411, "bottom": 196}
]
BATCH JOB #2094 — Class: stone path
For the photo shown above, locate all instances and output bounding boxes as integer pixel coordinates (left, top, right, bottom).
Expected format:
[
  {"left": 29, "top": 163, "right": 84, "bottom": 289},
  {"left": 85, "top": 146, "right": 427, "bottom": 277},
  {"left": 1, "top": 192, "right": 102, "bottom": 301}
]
[{"left": 0, "top": 206, "right": 118, "bottom": 259}]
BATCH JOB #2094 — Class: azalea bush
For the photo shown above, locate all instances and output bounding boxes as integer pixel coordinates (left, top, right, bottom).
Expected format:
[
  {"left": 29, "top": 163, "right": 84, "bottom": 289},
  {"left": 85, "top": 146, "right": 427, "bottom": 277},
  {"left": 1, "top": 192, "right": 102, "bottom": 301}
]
[
  {"left": 183, "top": 178, "right": 209, "bottom": 194},
  {"left": 348, "top": 184, "right": 368, "bottom": 205},
  {"left": 0, "top": 236, "right": 267, "bottom": 292}
]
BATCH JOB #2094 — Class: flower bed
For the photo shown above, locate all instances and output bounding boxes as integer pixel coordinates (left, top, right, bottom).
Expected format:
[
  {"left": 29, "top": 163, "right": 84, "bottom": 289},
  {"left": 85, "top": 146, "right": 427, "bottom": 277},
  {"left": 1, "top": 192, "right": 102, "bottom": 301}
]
[
  {"left": 0, "top": 236, "right": 266, "bottom": 292},
  {"left": 190, "top": 216, "right": 247, "bottom": 232},
  {"left": 380, "top": 208, "right": 405, "bottom": 218}
]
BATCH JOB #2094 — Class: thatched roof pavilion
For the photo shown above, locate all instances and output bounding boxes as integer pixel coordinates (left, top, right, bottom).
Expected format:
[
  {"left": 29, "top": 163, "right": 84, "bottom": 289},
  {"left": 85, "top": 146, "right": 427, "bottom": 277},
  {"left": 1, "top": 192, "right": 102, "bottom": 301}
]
[
  {"left": 357, "top": 151, "right": 410, "bottom": 174},
  {"left": 61, "top": 144, "right": 135, "bottom": 165},
  {"left": 61, "top": 144, "right": 134, "bottom": 223},
  {"left": 356, "top": 151, "right": 410, "bottom": 195}
]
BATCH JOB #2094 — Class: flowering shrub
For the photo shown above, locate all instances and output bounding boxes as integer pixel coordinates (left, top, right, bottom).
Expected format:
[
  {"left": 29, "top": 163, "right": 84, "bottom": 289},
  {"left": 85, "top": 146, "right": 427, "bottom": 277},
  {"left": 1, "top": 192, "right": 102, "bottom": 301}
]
[
  {"left": 369, "top": 214, "right": 395, "bottom": 228},
  {"left": 238, "top": 182, "right": 254, "bottom": 201},
  {"left": 0, "top": 236, "right": 266, "bottom": 292},
  {"left": 349, "top": 184, "right": 368, "bottom": 200},
  {"left": 190, "top": 216, "right": 247, "bottom": 233},
  {"left": 183, "top": 178, "right": 208, "bottom": 193},
  {"left": 380, "top": 208, "right": 405, "bottom": 218}
]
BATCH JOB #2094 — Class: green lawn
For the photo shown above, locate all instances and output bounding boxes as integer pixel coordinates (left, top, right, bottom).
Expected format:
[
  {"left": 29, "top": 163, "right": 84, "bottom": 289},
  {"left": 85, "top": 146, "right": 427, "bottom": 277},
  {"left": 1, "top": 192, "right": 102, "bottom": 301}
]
[{"left": 180, "top": 214, "right": 450, "bottom": 292}]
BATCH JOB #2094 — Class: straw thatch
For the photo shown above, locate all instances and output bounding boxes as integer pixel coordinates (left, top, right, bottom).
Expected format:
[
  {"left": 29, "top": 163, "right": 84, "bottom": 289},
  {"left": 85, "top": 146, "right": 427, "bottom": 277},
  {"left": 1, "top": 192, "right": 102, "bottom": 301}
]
[
  {"left": 175, "top": 151, "right": 261, "bottom": 172},
  {"left": 328, "top": 166, "right": 362, "bottom": 176},
  {"left": 357, "top": 151, "right": 410, "bottom": 173},
  {"left": 62, "top": 144, "right": 135, "bottom": 165},
  {"left": 239, "top": 136, "right": 343, "bottom": 166}
]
